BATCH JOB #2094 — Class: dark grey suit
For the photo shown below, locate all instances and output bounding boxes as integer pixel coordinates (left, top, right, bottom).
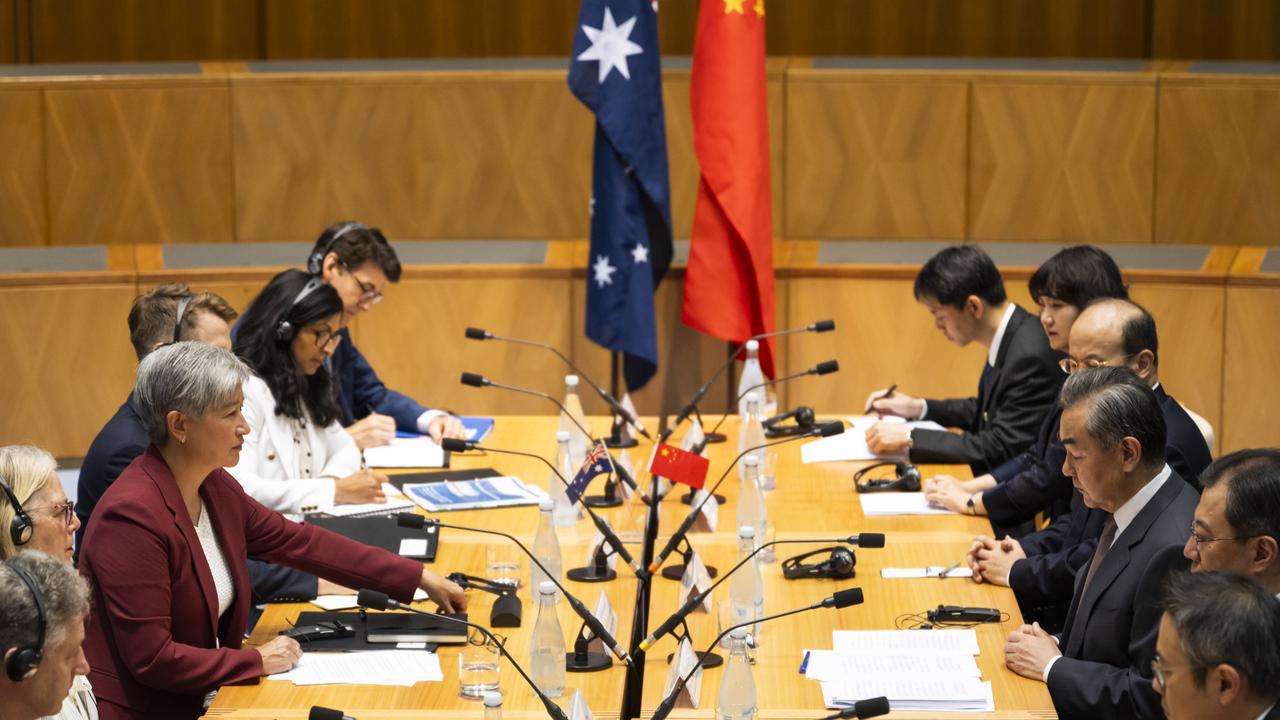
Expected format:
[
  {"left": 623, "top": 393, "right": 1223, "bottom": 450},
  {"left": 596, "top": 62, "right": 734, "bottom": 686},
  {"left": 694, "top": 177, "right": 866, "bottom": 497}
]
[{"left": 1046, "top": 473, "right": 1199, "bottom": 719}]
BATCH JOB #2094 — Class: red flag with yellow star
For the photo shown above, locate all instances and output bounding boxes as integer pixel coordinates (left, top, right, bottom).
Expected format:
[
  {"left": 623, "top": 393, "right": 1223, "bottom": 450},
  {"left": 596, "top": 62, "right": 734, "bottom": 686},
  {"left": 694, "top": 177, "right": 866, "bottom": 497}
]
[
  {"left": 648, "top": 442, "right": 710, "bottom": 489},
  {"left": 682, "top": 0, "right": 776, "bottom": 377}
]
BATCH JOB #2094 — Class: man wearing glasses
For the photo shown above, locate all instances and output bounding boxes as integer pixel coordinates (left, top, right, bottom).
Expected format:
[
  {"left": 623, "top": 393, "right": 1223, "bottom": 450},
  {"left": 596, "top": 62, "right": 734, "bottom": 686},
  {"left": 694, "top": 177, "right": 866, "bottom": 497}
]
[
  {"left": 306, "top": 221, "right": 466, "bottom": 449},
  {"left": 1153, "top": 571, "right": 1280, "bottom": 720},
  {"left": 1184, "top": 449, "right": 1280, "bottom": 597}
]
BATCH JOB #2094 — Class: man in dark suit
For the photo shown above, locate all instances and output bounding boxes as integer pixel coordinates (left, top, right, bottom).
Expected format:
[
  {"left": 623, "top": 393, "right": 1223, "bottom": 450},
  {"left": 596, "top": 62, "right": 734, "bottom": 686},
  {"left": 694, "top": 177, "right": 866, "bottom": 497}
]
[
  {"left": 1154, "top": 571, "right": 1280, "bottom": 720},
  {"left": 1184, "top": 449, "right": 1280, "bottom": 596},
  {"left": 1002, "top": 367, "right": 1198, "bottom": 719},
  {"left": 866, "top": 245, "right": 1064, "bottom": 476}
]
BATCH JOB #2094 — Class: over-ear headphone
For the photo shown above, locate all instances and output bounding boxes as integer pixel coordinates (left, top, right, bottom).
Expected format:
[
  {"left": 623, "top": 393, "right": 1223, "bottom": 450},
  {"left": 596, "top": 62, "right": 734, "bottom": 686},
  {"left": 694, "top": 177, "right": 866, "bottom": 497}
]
[
  {"left": 274, "top": 278, "right": 326, "bottom": 343},
  {"left": 854, "top": 461, "right": 921, "bottom": 493},
  {"left": 172, "top": 294, "right": 193, "bottom": 344},
  {"left": 0, "top": 475, "right": 33, "bottom": 547},
  {"left": 782, "top": 546, "right": 856, "bottom": 580},
  {"left": 4, "top": 563, "right": 46, "bottom": 681},
  {"left": 306, "top": 222, "right": 366, "bottom": 276},
  {"left": 763, "top": 406, "right": 815, "bottom": 438}
]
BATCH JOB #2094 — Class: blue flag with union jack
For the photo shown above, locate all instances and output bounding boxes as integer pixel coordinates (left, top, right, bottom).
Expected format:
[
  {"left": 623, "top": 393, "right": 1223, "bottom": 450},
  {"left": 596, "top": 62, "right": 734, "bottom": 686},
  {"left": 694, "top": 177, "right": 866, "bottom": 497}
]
[{"left": 567, "top": 442, "right": 613, "bottom": 505}]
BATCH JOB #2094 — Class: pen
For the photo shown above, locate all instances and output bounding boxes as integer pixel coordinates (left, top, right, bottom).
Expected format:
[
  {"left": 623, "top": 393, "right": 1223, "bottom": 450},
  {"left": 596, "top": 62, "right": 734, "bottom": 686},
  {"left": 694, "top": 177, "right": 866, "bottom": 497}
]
[
  {"left": 360, "top": 403, "right": 376, "bottom": 471},
  {"left": 936, "top": 562, "right": 961, "bottom": 579},
  {"left": 878, "top": 383, "right": 897, "bottom": 401}
]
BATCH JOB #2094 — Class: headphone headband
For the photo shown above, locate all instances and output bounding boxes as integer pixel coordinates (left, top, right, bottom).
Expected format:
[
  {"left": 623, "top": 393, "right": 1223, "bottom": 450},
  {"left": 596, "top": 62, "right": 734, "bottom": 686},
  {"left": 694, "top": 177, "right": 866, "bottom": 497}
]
[
  {"left": 274, "top": 277, "right": 327, "bottom": 343},
  {"left": 5, "top": 563, "right": 46, "bottom": 681},
  {"left": 306, "top": 222, "right": 368, "bottom": 276},
  {"left": 782, "top": 546, "right": 856, "bottom": 580},
  {"left": 172, "top": 294, "right": 193, "bottom": 344},
  {"left": 0, "top": 475, "right": 34, "bottom": 547}
]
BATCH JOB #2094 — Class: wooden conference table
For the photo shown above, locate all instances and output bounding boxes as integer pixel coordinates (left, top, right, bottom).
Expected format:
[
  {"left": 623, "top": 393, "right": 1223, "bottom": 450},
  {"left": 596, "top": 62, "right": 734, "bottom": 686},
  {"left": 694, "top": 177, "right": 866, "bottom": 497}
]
[{"left": 208, "top": 416, "right": 1055, "bottom": 720}]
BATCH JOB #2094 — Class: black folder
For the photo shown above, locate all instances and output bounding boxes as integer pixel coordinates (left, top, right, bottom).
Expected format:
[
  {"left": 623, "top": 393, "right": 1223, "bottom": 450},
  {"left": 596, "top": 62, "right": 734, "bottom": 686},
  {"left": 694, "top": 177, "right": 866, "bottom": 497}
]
[
  {"left": 305, "top": 515, "right": 439, "bottom": 562},
  {"left": 385, "top": 466, "right": 502, "bottom": 492}
]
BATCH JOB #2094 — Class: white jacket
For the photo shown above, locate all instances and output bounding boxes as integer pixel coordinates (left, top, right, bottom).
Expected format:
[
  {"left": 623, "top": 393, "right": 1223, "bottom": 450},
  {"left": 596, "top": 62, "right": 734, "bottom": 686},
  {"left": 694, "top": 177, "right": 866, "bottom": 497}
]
[{"left": 227, "top": 374, "right": 360, "bottom": 513}]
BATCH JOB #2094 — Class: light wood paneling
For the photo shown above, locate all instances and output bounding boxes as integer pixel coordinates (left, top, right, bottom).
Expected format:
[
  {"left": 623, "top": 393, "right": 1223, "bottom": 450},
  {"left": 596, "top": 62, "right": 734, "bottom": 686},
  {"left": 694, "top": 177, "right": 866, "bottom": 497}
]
[
  {"left": 29, "top": 0, "right": 258, "bottom": 62},
  {"left": 1155, "top": 80, "right": 1280, "bottom": 246},
  {"left": 1154, "top": 0, "right": 1280, "bottom": 61},
  {"left": 44, "top": 85, "right": 235, "bottom": 245},
  {"left": 0, "top": 282, "right": 139, "bottom": 457},
  {"left": 0, "top": 90, "right": 47, "bottom": 246},
  {"left": 784, "top": 74, "right": 967, "bottom": 240},
  {"left": 969, "top": 78, "right": 1156, "bottom": 244},
  {"left": 0, "top": 0, "right": 16, "bottom": 63},
  {"left": 1222, "top": 286, "right": 1280, "bottom": 453}
]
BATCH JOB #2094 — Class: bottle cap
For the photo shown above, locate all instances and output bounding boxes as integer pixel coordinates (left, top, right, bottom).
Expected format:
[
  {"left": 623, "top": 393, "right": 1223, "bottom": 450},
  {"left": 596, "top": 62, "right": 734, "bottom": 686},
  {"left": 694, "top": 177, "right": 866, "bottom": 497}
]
[
  {"left": 539, "top": 580, "right": 557, "bottom": 596},
  {"left": 539, "top": 498, "right": 555, "bottom": 511},
  {"left": 729, "top": 627, "right": 748, "bottom": 640},
  {"left": 566, "top": 374, "right": 579, "bottom": 387},
  {"left": 738, "top": 525, "right": 756, "bottom": 539},
  {"left": 555, "top": 430, "right": 571, "bottom": 442},
  {"left": 743, "top": 455, "right": 759, "bottom": 468},
  {"left": 483, "top": 691, "right": 502, "bottom": 708},
  {"left": 745, "top": 339, "right": 759, "bottom": 351},
  {"left": 745, "top": 391, "right": 762, "bottom": 405}
]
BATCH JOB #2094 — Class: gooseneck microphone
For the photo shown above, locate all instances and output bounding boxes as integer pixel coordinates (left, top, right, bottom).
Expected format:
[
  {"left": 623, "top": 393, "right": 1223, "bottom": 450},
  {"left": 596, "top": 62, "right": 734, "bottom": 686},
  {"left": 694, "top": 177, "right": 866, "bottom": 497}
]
[
  {"left": 649, "top": 587, "right": 865, "bottom": 720},
  {"left": 308, "top": 708, "right": 356, "bottom": 720},
  {"left": 357, "top": 589, "right": 569, "bottom": 720},
  {"left": 705, "top": 359, "right": 840, "bottom": 437},
  {"left": 638, "top": 532, "right": 884, "bottom": 651},
  {"left": 821, "top": 696, "right": 892, "bottom": 719},
  {"left": 647, "top": 422, "right": 846, "bottom": 575},
  {"left": 463, "top": 328, "right": 651, "bottom": 439},
  {"left": 396, "top": 512, "right": 631, "bottom": 666}
]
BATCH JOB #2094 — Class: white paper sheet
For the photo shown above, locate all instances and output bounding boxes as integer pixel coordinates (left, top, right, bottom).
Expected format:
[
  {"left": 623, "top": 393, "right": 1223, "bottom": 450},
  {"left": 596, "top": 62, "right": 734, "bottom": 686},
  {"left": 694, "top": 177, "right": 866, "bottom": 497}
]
[
  {"left": 271, "top": 649, "right": 443, "bottom": 686},
  {"left": 880, "top": 566, "right": 974, "bottom": 579},
  {"left": 310, "top": 588, "right": 427, "bottom": 611},
  {"left": 801, "top": 415, "right": 947, "bottom": 464},
  {"left": 363, "top": 436, "right": 446, "bottom": 468},
  {"left": 821, "top": 678, "right": 994, "bottom": 712},
  {"left": 858, "top": 492, "right": 959, "bottom": 516},
  {"left": 318, "top": 483, "right": 416, "bottom": 518},
  {"left": 803, "top": 649, "right": 981, "bottom": 681},
  {"left": 831, "top": 629, "right": 980, "bottom": 656}
]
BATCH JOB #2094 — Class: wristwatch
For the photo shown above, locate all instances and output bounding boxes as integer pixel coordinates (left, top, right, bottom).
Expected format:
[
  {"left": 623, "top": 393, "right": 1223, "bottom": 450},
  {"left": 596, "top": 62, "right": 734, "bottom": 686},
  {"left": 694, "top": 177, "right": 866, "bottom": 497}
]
[{"left": 965, "top": 494, "right": 977, "bottom": 515}]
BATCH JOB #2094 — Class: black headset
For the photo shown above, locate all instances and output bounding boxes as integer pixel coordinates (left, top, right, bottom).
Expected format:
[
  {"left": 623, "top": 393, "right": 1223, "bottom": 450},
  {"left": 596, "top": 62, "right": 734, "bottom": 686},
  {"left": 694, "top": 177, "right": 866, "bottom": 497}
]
[
  {"left": 762, "top": 406, "right": 815, "bottom": 438},
  {"left": 171, "top": 294, "right": 193, "bottom": 344},
  {"left": 782, "top": 546, "right": 856, "bottom": 580},
  {"left": 0, "top": 475, "right": 33, "bottom": 548},
  {"left": 306, "top": 222, "right": 367, "bottom": 276},
  {"left": 853, "top": 461, "right": 922, "bottom": 493},
  {"left": 5, "top": 563, "right": 46, "bottom": 681},
  {"left": 274, "top": 278, "right": 326, "bottom": 343}
]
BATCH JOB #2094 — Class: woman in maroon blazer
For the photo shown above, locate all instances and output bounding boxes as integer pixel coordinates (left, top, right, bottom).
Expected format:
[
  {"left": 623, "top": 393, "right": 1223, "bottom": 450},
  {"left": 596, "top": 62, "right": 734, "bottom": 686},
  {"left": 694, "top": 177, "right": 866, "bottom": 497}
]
[{"left": 78, "top": 342, "right": 467, "bottom": 720}]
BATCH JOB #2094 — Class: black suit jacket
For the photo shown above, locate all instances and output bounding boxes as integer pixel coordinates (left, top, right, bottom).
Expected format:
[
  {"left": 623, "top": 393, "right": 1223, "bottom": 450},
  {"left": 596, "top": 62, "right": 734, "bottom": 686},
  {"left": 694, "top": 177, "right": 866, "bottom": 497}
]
[
  {"left": 982, "top": 405, "right": 1070, "bottom": 529},
  {"left": 911, "top": 305, "right": 1064, "bottom": 475},
  {"left": 1047, "top": 474, "right": 1199, "bottom": 720},
  {"left": 77, "top": 394, "right": 317, "bottom": 604},
  {"left": 1156, "top": 385, "right": 1212, "bottom": 491}
]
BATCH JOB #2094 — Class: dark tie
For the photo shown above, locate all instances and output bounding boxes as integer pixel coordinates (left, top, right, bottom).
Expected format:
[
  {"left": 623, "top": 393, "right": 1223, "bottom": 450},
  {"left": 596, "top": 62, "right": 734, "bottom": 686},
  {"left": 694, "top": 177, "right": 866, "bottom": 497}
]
[
  {"left": 1079, "top": 517, "right": 1118, "bottom": 598},
  {"left": 977, "top": 362, "right": 996, "bottom": 425}
]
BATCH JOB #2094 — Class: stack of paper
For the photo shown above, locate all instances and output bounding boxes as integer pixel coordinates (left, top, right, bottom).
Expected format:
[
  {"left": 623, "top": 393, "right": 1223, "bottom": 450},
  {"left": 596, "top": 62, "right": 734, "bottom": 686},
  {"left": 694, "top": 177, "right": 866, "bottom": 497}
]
[
  {"left": 403, "top": 476, "right": 549, "bottom": 512},
  {"left": 801, "top": 415, "right": 947, "bottom": 464},
  {"left": 271, "top": 650, "right": 443, "bottom": 686},
  {"left": 858, "top": 492, "right": 958, "bottom": 516},
  {"left": 319, "top": 483, "right": 416, "bottom": 518},
  {"left": 809, "top": 630, "right": 993, "bottom": 712},
  {"left": 363, "top": 436, "right": 446, "bottom": 468},
  {"left": 821, "top": 677, "right": 994, "bottom": 712}
]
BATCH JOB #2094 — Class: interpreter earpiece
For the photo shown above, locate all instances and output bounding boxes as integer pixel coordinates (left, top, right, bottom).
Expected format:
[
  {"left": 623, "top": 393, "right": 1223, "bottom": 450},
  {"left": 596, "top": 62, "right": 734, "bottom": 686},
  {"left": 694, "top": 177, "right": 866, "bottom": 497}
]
[
  {"left": 782, "top": 546, "right": 856, "bottom": 580},
  {"left": 172, "top": 294, "right": 193, "bottom": 344},
  {"left": 763, "top": 406, "right": 815, "bottom": 438},
  {"left": 0, "top": 475, "right": 33, "bottom": 548},
  {"left": 4, "top": 564, "right": 46, "bottom": 681},
  {"left": 274, "top": 278, "right": 326, "bottom": 343},
  {"left": 853, "top": 461, "right": 922, "bottom": 493},
  {"left": 306, "top": 222, "right": 365, "bottom": 276}
]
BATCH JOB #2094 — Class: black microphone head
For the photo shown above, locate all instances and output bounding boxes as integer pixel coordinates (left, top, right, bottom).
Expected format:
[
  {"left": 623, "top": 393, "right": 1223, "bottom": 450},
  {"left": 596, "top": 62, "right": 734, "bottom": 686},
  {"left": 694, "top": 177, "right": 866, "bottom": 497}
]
[
  {"left": 440, "top": 437, "right": 471, "bottom": 453},
  {"left": 856, "top": 533, "right": 886, "bottom": 548},
  {"left": 817, "top": 420, "right": 845, "bottom": 437},
  {"left": 396, "top": 512, "right": 426, "bottom": 529},
  {"left": 813, "top": 359, "right": 840, "bottom": 375},
  {"left": 460, "top": 372, "right": 487, "bottom": 388},
  {"left": 356, "top": 588, "right": 391, "bottom": 611},
  {"left": 464, "top": 326, "right": 489, "bottom": 341},
  {"left": 811, "top": 319, "right": 835, "bottom": 333},
  {"left": 309, "top": 707, "right": 347, "bottom": 720},
  {"left": 830, "top": 587, "right": 864, "bottom": 609},
  {"left": 853, "top": 696, "right": 890, "bottom": 718}
]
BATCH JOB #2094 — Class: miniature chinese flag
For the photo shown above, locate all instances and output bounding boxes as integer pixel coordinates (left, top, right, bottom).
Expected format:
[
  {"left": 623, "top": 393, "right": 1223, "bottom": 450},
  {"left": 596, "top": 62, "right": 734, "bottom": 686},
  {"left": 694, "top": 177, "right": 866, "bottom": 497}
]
[{"left": 649, "top": 442, "right": 710, "bottom": 489}]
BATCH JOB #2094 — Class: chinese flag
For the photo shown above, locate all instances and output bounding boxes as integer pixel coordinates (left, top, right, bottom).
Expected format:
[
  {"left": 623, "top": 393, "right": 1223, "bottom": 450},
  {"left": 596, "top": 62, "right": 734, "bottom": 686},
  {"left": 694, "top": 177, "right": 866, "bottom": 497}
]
[
  {"left": 682, "top": 0, "right": 777, "bottom": 377},
  {"left": 649, "top": 442, "right": 710, "bottom": 489}
]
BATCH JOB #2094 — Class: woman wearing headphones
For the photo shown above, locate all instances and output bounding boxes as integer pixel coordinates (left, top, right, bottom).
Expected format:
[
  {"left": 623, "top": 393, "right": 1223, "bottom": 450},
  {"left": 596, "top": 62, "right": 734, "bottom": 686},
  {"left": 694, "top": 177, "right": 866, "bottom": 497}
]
[
  {"left": 0, "top": 445, "right": 95, "bottom": 719},
  {"left": 228, "top": 269, "right": 386, "bottom": 514}
]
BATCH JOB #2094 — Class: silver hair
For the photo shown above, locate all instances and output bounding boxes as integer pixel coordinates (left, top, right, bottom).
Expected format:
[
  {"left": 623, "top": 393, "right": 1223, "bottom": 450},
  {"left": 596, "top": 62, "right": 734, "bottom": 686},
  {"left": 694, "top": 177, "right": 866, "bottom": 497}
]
[
  {"left": 1059, "top": 366, "right": 1167, "bottom": 468},
  {"left": 134, "top": 341, "right": 250, "bottom": 446},
  {"left": 0, "top": 551, "right": 90, "bottom": 651}
]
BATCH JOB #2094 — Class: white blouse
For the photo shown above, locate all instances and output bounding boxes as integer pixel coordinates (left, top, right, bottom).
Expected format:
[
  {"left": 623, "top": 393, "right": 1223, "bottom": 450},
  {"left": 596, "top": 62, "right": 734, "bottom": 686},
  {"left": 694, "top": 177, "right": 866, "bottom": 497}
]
[
  {"left": 193, "top": 501, "right": 234, "bottom": 620},
  {"left": 40, "top": 674, "right": 97, "bottom": 720}
]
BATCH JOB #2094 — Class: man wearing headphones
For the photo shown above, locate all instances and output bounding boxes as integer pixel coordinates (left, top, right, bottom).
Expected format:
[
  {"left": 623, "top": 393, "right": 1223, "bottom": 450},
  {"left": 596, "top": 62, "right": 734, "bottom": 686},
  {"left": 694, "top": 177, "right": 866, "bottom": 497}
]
[
  {"left": 305, "top": 222, "right": 466, "bottom": 449},
  {"left": 0, "top": 551, "right": 91, "bottom": 720}
]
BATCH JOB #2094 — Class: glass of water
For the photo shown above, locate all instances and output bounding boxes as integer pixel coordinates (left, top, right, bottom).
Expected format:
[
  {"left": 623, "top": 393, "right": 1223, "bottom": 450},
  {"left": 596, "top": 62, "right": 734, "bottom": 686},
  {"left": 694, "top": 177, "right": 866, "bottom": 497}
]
[
  {"left": 458, "top": 629, "right": 502, "bottom": 699},
  {"left": 486, "top": 545, "right": 521, "bottom": 589}
]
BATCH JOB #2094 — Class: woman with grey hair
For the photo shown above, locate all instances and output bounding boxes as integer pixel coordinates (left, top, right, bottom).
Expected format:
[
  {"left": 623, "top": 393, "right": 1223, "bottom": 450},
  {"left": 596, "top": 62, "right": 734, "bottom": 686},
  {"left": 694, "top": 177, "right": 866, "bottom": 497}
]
[{"left": 78, "top": 342, "right": 467, "bottom": 720}]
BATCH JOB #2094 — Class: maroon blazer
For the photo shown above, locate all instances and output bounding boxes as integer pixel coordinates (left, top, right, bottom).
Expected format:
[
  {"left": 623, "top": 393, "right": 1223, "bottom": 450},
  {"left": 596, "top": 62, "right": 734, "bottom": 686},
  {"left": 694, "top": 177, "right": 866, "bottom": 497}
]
[{"left": 79, "top": 446, "right": 423, "bottom": 720}]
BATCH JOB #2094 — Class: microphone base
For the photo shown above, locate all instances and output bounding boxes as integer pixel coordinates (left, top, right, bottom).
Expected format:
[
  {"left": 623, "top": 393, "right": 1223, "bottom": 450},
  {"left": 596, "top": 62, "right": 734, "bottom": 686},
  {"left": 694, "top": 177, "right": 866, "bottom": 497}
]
[
  {"left": 566, "top": 650, "right": 612, "bottom": 673},
  {"left": 703, "top": 432, "right": 727, "bottom": 444},
  {"left": 604, "top": 437, "right": 638, "bottom": 449},
  {"left": 665, "top": 649, "right": 723, "bottom": 669},
  {"left": 679, "top": 491, "right": 726, "bottom": 506},
  {"left": 566, "top": 566, "right": 617, "bottom": 583},
  {"left": 582, "top": 494, "right": 624, "bottom": 508},
  {"left": 659, "top": 563, "right": 719, "bottom": 581}
]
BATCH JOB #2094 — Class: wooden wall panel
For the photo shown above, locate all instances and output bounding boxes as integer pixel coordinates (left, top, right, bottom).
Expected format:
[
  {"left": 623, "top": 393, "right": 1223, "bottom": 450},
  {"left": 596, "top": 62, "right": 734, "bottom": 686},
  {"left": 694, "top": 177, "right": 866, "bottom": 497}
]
[
  {"left": 969, "top": 79, "right": 1156, "bottom": 244},
  {"left": 1154, "top": 0, "right": 1280, "bottom": 61},
  {"left": 0, "top": 0, "right": 16, "bottom": 63},
  {"left": 784, "top": 75, "right": 967, "bottom": 240},
  {"left": 0, "top": 90, "right": 47, "bottom": 247},
  {"left": 1222, "top": 286, "right": 1280, "bottom": 453},
  {"left": 1155, "top": 82, "right": 1280, "bottom": 246},
  {"left": 44, "top": 85, "right": 235, "bottom": 245},
  {"left": 0, "top": 283, "right": 139, "bottom": 457},
  {"left": 30, "top": 0, "right": 258, "bottom": 63}
]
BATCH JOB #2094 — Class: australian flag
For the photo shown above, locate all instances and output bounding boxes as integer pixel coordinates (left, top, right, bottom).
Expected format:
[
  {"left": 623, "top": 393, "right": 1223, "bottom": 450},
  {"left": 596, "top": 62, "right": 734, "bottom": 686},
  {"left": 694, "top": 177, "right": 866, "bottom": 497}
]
[
  {"left": 567, "top": 442, "right": 613, "bottom": 505},
  {"left": 569, "top": 0, "right": 673, "bottom": 392}
]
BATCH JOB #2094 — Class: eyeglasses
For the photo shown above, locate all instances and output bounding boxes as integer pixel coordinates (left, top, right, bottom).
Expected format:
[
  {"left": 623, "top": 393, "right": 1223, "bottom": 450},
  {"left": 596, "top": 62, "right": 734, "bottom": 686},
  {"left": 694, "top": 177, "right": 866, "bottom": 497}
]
[
  {"left": 467, "top": 628, "right": 505, "bottom": 651},
  {"left": 341, "top": 263, "right": 384, "bottom": 306},
  {"left": 1058, "top": 353, "right": 1137, "bottom": 375},
  {"left": 310, "top": 327, "right": 341, "bottom": 351},
  {"left": 1187, "top": 523, "right": 1256, "bottom": 552},
  {"left": 27, "top": 500, "right": 75, "bottom": 527},
  {"left": 1151, "top": 654, "right": 1198, "bottom": 693}
]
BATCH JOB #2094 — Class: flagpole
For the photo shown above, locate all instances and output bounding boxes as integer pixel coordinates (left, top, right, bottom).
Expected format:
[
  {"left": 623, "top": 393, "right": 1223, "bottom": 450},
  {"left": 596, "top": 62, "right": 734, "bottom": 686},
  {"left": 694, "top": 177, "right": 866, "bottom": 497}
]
[{"left": 610, "top": 349, "right": 621, "bottom": 399}]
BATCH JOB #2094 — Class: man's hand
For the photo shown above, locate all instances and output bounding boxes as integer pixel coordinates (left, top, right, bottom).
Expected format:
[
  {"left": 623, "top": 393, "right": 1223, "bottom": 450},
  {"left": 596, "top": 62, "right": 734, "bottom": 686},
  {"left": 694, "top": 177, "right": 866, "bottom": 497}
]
[
  {"left": 426, "top": 415, "right": 467, "bottom": 443},
  {"left": 966, "top": 535, "right": 997, "bottom": 583},
  {"left": 1004, "top": 622, "right": 1061, "bottom": 680},
  {"left": 975, "top": 536, "right": 1026, "bottom": 587},
  {"left": 334, "top": 469, "right": 387, "bottom": 505},
  {"left": 346, "top": 413, "right": 395, "bottom": 450},
  {"left": 924, "top": 475, "right": 973, "bottom": 513},
  {"left": 864, "top": 389, "right": 924, "bottom": 419},
  {"left": 865, "top": 422, "right": 912, "bottom": 454},
  {"left": 421, "top": 569, "right": 468, "bottom": 613}
]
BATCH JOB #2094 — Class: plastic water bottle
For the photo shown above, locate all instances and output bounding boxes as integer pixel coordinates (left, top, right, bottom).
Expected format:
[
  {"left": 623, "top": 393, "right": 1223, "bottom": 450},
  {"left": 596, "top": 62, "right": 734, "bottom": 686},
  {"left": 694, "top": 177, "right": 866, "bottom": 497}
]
[
  {"left": 560, "top": 375, "right": 592, "bottom": 468},
  {"left": 736, "top": 340, "right": 766, "bottom": 418},
  {"left": 483, "top": 691, "right": 503, "bottom": 719},
  {"left": 736, "top": 455, "right": 767, "bottom": 553},
  {"left": 530, "top": 580, "right": 566, "bottom": 698},
  {"left": 530, "top": 499, "right": 563, "bottom": 592},
  {"left": 738, "top": 393, "right": 766, "bottom": 484},
  {"left": 728, "top": 526, "right": 763, "bottom": 641},
  {"left": 717, "top": 627, "right": 758, "bottom": 720},
  {"left": 549, "top": 431, "right": 580, "bottom": 527}
]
